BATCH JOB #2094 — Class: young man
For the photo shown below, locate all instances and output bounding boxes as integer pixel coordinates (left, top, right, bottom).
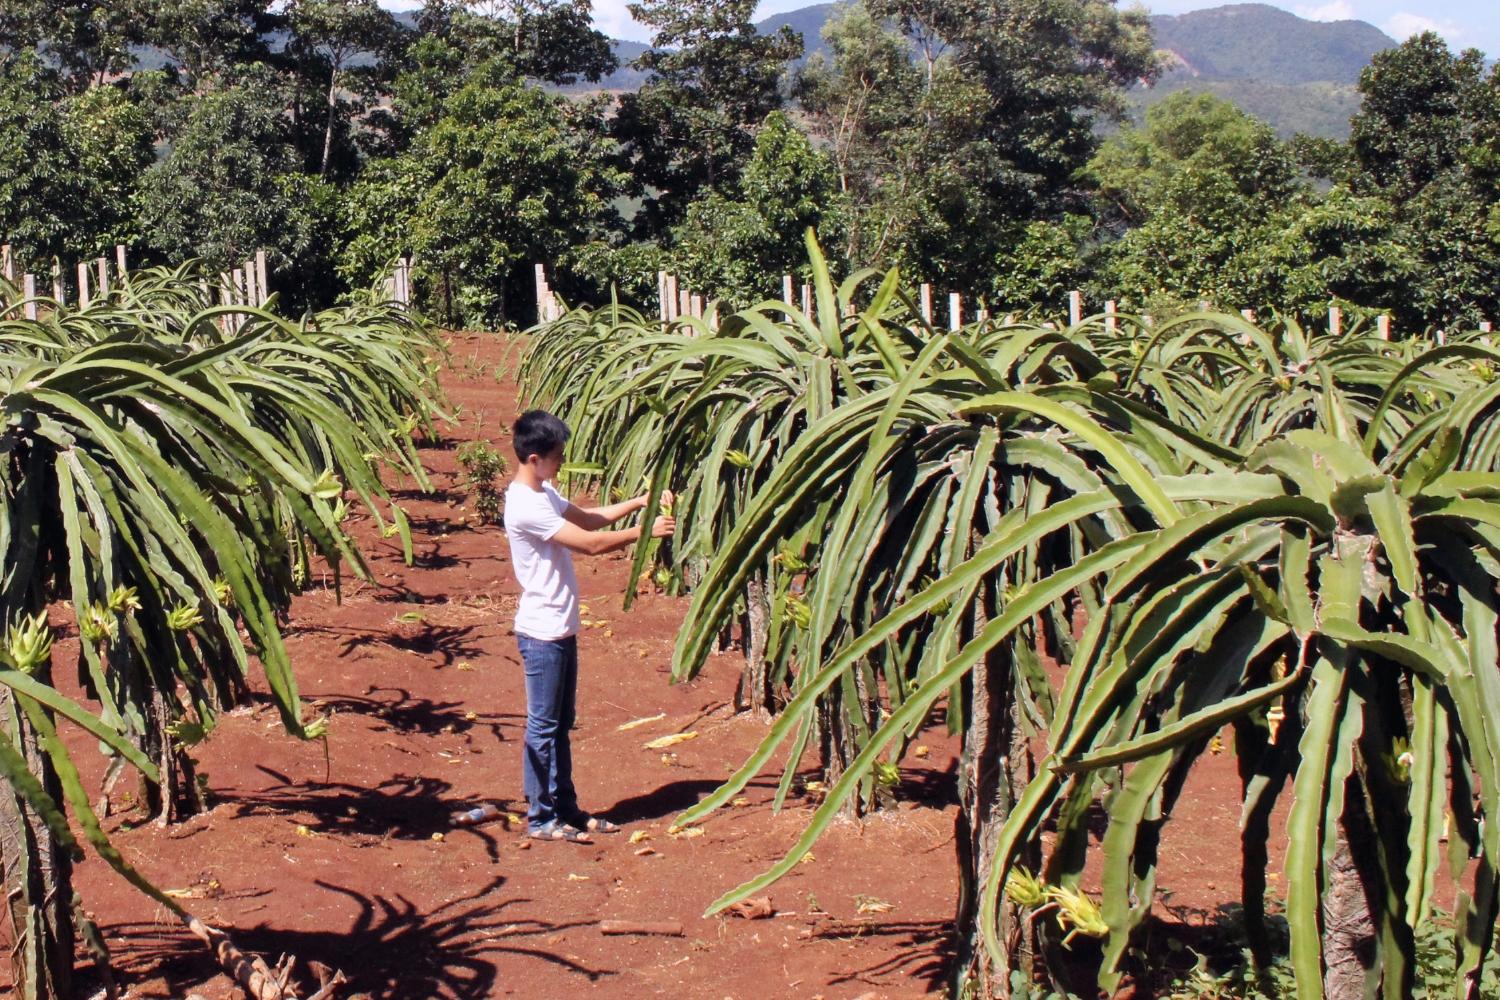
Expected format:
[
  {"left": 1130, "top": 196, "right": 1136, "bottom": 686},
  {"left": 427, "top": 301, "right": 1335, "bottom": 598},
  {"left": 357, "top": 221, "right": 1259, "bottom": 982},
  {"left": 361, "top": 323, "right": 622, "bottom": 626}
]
[{"left": 503, "top": 410, "right": 674, "bottom": 843}]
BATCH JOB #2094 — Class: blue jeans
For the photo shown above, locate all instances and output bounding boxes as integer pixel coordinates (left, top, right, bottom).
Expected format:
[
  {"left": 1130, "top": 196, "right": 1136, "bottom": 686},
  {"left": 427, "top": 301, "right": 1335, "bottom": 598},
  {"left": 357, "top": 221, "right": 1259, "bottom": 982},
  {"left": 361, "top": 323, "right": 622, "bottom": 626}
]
[{"left": 518, "top": 634, "right": 579, "bottom": 831}]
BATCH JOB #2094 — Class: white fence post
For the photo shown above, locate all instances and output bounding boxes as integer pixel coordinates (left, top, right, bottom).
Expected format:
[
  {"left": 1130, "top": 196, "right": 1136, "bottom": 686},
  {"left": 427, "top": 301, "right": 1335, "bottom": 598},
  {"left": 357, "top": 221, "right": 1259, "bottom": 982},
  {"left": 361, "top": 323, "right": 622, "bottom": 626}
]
[
  {"left": 919, "top": 283, "right": 932, "bottom": 324},
  {"left": 22, "top": 274, "right": 36, "bottom": 320},
  {"left": 77, "top": 261, "right": 90, "bottom": 309},
  {"left": 1105, "top": 299, "right": 1118, "bottom": 335},
  {"left": 948, "top": 292, "right": 962, "bottom": 331},
  {"left": 1068, "top": 290, "right": 1083, "bottom": 327},
  {"left": 1377, "top": 315, "right": 1391, "bottom": 341}
]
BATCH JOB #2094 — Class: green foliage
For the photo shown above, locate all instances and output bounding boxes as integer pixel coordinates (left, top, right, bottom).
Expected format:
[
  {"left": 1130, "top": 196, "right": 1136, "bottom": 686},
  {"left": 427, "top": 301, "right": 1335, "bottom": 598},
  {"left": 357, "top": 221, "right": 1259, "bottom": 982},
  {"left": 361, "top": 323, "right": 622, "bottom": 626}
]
[
  {"left": 613, "top": 0, "right": 803, "bottom": 234},
  {"left": 0, "top": 0, "right": 148, "bottom": 91},
  {"left": 139, "top": 0, "right": 276, "bottom": 85},
  {"left": 566, "top": 240, "right": 665, "bottom": 307},
  {"left": 1129, "top": 79, "right": 1366, "bottom": 141},
  {"left": 457, "top": 439, "right": 507, "bottom": 524},
  {"left": 282, "top": 0, "right": 406, "bottom": 179},
  {"left": 134, "top": 70, "right": 334, "bottom": 308},
  {"left": 669, "top": 111, "right": 846, "bottom": 305},
  {"left": 0, "top": 56, "right": 153, "bottom": 268},
  {"left": 989, "top": 216, "right": 1091, "bottom": 315},
  {"left": 1089, "top": 92, "right": 1301, "bottom": 225},
  {"left": 1350, "top": 32, "right": 1498, "bottom": 205},
  {"left": 340, "top": 68, "right": 623, "bottom": 326},
  {"left": 800, "top": 0, "right": 1156, "bottom": 292}
]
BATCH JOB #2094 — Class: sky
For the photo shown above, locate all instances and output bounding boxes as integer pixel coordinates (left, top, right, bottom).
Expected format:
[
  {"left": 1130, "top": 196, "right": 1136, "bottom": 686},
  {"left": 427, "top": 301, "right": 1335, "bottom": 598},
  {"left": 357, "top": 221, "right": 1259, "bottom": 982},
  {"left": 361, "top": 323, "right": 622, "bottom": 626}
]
[{"left": 381, "top": 0, "right": 1497, "bottom": 59}]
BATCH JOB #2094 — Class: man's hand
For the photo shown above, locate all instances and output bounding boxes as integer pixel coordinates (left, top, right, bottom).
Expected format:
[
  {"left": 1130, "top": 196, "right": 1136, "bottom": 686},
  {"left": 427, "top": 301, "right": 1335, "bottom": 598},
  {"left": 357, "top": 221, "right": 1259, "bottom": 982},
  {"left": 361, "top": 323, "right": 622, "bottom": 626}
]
[
  {"left": 650, "top": 515, "right": 676, "bottom": 538},
  {"left": 635, "top": 489, "right": 674, "bottom": 512}
]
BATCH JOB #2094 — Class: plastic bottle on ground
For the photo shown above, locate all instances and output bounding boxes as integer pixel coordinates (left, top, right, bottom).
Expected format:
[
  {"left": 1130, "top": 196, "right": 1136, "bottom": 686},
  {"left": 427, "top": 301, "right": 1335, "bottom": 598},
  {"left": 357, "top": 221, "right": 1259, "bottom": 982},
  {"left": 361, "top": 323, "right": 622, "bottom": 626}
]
[{"left": 450, "top": 803, "right": 501, "bottom": 827}]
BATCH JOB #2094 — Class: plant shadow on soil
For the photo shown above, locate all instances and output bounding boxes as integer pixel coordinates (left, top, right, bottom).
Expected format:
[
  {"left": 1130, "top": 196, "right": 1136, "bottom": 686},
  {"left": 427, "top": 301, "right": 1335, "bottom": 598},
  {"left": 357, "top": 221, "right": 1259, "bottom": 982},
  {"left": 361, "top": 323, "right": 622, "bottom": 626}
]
[
  {"left": 813, "top": 918, "right": 956, "bottom": 993},
  {"left": 105, "top": 877, "right": 614, "bottom": 999},
  {"left": 602, "top": 777, "right": 732, "bottom": 824},
  {"left": 225, "top": 770, "right": 504, "bottom": 840},
  {"left": 310, "top": 685, "right": 522, "bottom": 740},
  {"left": 327, "top": 620, "right": 491, "bottom": 667}
]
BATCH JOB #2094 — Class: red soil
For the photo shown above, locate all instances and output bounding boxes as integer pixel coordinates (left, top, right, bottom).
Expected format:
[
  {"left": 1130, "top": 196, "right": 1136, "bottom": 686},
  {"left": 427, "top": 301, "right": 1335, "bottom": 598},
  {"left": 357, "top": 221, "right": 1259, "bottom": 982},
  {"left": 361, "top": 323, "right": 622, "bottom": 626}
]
[{"left": 1, "top": 332, "right": 1277, "bottom": 999}]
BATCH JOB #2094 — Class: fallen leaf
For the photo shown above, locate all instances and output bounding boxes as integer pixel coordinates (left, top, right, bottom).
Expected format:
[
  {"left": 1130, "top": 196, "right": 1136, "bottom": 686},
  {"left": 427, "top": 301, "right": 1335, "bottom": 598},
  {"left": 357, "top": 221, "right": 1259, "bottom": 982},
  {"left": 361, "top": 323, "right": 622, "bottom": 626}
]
[
  {"left": 457, "top": 661, "right": 474, "bottom": 672},
  {"left": 628, "top": 830, "right": 651, "bottom": 844},
  {"left": 463, "top": 711, "right": 477, "bottom": 721},
  {"left": 616, "top": 713, "right": 666, "bottom": 733},
  {"left": 725, "top": 897, "right": 774, "bottom": 920},
  {"left": 567, "top": 873, "right": 590, "bottom": 882},
  {"left": 295, "top": 825, "right": 315, "bottom": 838},
  {"left": 913, "top": 745, "right": 930, "bottom": 759},
  {"left": 730, "top": 797, "right": 750, "bottom": 808},
  {"left": 634, "top": 846, "right": 656, "bottom": 857},
  {"left": 644, "top": 731, "right": 698, "bottom": 750},
  {"left": 856, "top": 896, "right": 894, "bottom": 915},
  {"left": 668, "top": 826, "right": 705, "bottom": 840},
  {"left": 431, "top": 832, "right": 445, "bottom": 842}
]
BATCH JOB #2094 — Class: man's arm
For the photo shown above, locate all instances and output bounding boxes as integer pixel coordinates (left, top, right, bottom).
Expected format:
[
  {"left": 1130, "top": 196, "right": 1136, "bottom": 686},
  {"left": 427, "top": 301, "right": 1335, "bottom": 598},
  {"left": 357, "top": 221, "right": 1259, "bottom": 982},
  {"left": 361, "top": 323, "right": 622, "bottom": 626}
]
[
  {"left": 550, "top": 514, "right": 675, "bottom": 556},
  {"left": 563, "top": 490, "right": 673, "bottom": 531}
]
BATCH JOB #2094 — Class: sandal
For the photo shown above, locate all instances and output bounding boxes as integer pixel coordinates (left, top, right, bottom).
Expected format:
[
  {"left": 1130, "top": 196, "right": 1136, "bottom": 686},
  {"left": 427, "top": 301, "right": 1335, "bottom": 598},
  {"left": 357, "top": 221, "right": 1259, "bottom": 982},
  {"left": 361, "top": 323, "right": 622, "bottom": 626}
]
[
  {"left": 528, "top": 821, "right": 592, "bottom": 844},
  {"left": 567, "top": 813, "right": 621, "bottom": 834}
]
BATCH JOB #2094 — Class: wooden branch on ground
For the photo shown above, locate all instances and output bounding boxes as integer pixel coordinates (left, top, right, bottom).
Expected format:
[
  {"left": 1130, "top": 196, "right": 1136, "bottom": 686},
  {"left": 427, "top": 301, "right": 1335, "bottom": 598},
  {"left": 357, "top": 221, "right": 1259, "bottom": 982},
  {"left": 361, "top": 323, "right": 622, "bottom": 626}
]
[
  {"left": 183, "top": 915, "right": 347, "bottom": 1000},
  {"left": 599, "top": 919, "right": 685, "bottom": 936}
]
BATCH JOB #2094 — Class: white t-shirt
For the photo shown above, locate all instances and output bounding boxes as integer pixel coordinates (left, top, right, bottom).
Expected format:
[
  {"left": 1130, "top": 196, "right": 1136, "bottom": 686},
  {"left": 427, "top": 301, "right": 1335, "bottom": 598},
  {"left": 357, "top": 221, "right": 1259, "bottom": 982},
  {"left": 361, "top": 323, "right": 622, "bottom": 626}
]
[{"left": 503, "top": 481, "right": 580, "bottom": 640}]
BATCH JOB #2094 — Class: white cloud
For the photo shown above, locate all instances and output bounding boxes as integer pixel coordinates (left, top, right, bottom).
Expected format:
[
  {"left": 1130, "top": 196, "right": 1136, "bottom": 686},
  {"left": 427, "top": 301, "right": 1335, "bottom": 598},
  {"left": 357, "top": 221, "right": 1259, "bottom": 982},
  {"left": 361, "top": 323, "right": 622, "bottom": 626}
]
[
  {"left": 591, "top": 0, "right": 649, "bottom": 41},
  {"left": 1295, "top": 1, "right": 1354, "bottom": 20},
  {"left": 1384, "top": 11, "right": 1467, "bottom": 42}
]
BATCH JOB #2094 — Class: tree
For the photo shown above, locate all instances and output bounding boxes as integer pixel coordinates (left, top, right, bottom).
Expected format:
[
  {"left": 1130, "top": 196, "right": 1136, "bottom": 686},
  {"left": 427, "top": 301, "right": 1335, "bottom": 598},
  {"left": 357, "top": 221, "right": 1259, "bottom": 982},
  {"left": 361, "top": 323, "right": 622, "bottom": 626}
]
[
  {"left": 800, "top": 0, "right": 1155, "bottom": 291},
  {"left": 283, "top": 0, "right": 405, "bottom": 177},
  {"left": 0, "top": 55, "right": 153, "bottom": 270},
  {"left": 1344, "top": 33, "right": 1500, "bottom": 328},
  {"left": 668, "top": 112, "right": 845, "bottom": 305},
  {"left": 134, "top": 68, "right": 335, "bottom": 307},
  {"left": 1089, "top": 90, "right": 1301, "bottom": 226},
  {"left": 399, "top": 0, "right": 615, "bottom": 90},
  {"left": 57, "top": 85, "right": 155, "bottom": 254},
  {"left": 1086, "top": 91, "right": 1311, "bottom": 312},
  {"left": 0, "top": 0, "right": 148, "bottom": 90},
  {"left": 142, "top": 0, "right": 275, "bottom": 86},
  {"left": 613, "top": 0, "right": 802, "bottom": 235},
  {"left": 867, "top": 0, "right": 1157, "bottom": 213},
  {"left": 1351, "top": 32, "right": 1498, "bottom": 205},
  {"left": 341, "top": 66, "right": 624, "bottom": 325}
]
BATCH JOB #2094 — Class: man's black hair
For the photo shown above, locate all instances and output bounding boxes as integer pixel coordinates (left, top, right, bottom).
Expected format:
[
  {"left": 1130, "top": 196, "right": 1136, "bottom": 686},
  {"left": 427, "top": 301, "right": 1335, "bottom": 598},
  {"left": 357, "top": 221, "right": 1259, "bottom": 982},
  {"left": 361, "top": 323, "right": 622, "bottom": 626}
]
[{"left": 513, "top": 410, "right": 570, "bottom": 464}]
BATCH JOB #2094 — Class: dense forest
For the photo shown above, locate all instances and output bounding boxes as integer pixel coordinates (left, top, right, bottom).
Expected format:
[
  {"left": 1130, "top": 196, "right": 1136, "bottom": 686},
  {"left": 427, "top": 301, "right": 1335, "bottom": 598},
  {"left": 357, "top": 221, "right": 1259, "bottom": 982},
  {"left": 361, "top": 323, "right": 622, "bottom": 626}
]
[{"left": 0, "top": 0, "right": 1496, "bottom": 330}]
